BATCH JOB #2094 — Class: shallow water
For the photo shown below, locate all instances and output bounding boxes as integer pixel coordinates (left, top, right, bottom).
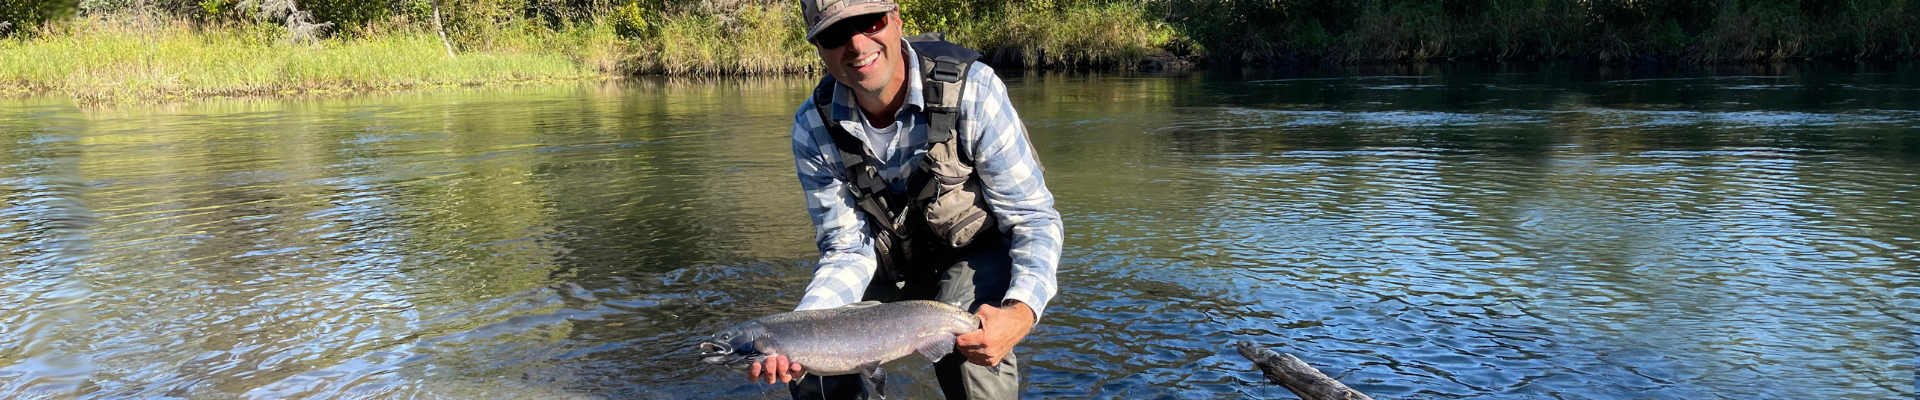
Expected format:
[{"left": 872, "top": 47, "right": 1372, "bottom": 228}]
[{"left": 3, "top": 63, "right": 1917, "bottom": 399}]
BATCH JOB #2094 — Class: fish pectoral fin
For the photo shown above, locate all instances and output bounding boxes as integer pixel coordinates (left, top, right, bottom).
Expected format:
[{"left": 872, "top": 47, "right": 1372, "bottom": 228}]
[
  {"left": 914, "top": 336, "right": 956, "bottom": 363},
  {"left": 842, "top": 301, "right": 883, "bottom": 309},
  {"left": 858, "top": 362, "right": 888, "bottom": 400}
]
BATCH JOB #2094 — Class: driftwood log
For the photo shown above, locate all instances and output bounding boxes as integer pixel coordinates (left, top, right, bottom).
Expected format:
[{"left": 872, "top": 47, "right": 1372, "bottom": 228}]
[{"left": 1233, "top": 341, "right": 1375, "bottom": 400}]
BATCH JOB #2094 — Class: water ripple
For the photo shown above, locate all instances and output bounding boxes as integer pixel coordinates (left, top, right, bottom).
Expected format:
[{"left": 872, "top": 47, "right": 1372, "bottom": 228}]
[{"left": 4, "top": 68, "right": 1917, "bottom": 399}]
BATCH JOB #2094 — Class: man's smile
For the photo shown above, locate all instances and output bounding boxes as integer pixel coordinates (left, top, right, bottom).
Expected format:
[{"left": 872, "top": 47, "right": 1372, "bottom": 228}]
[{"left": 849, "top": 52, "right": 880, "bottom": 70}]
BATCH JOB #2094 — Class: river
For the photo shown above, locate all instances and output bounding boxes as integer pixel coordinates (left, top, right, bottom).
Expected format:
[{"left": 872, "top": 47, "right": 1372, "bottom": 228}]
[{"left": 3, "top": 63, "right": 1916, "bottom": 399}]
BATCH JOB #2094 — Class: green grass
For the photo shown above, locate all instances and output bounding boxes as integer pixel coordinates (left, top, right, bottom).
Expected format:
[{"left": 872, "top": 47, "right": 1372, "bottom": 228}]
[
  {"left": 0, "top": 15, "right": 623, "bottom": 103},
  {"left": 900, "top": 0, "right": 1182, "bottom": 68},
  {"left": 993, "top": 2, "right": 1180, "bottom": 68},
  {"left": 629, "top": 4, "right": 817, "bottom": 75}
]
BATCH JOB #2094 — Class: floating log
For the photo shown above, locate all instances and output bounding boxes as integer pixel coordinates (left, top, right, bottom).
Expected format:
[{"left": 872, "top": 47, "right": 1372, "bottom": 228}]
[{"left": 1233, "top": 340, "right": 1375, "bottom": 400}]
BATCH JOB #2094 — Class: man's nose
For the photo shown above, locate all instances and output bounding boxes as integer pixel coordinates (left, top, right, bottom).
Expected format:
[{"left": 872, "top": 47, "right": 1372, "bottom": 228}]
[{"left": 845, "top": 32, "right": 880, "bottom": 55}]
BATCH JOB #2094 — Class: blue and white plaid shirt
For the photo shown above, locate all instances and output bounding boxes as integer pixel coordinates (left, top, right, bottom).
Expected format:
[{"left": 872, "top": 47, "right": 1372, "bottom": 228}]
[{"left": 790, "top": 42, "right": 1063, "bottom": 321}]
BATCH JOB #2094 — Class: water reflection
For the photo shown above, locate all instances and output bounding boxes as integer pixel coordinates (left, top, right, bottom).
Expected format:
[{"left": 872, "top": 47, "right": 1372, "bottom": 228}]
[
  {"left": 1, "top": 100, "right": 95, "bottom": 397},
  {"left": 1, "top": 64, "right": 1916, "bottom": 399}
]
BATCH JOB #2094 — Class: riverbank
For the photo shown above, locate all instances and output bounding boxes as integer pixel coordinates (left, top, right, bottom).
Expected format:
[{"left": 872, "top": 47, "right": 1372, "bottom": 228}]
[
  {"left": 0, "top": 16, "right": 626, "bottom": 103},
  {"left": 4, "top": 0, "right": 1916, "bottom": 103},
  {"left": 0, "top": 8, "right": 824, "bottom": 103}
]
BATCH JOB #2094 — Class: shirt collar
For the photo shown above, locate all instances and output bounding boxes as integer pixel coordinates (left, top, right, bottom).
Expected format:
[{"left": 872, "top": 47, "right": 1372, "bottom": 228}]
[{"left": 829, "top": 39, "right": 923, "bottom": 125}]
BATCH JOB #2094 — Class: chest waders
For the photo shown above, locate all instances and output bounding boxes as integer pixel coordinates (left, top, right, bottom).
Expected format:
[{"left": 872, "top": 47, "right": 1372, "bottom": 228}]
[{"left": 811, "top": 34, "right": 996, "bottom": 285}]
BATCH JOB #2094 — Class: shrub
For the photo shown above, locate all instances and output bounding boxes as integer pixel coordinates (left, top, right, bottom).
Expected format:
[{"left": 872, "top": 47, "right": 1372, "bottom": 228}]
[{"left": 0, "top": 0, "right": 77, "bottom": 35}]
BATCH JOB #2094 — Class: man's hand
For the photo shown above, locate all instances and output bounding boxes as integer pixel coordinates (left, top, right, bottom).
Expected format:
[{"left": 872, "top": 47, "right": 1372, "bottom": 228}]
[
  {"left": 746, "top": 354, "right": 806, "bottom": 385},
  {"left": 955, "top": 301, "right": 1034, "bottom": 367}
]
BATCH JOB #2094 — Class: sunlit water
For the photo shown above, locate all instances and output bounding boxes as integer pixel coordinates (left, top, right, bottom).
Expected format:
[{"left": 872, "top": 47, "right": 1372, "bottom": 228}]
[{"left": 4, "top": 63, "right": 1917, "bottom": 399}]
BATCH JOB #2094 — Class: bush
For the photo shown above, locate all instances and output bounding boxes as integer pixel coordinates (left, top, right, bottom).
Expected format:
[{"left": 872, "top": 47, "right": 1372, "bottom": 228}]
[
  {"left": 1343, "top": 0, "right": 1450, "bottom": 62},
  {"left": 0, "top": 0, "right": 77, "bottom": 35},
  {"left": 612, "top": 0, "right": 655, "bottom": 37}
]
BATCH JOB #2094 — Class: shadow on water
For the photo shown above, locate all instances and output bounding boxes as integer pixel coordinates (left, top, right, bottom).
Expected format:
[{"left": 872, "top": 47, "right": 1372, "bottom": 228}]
[{"left": 1, "top": 64, "right": 1916, "bottom": 399}]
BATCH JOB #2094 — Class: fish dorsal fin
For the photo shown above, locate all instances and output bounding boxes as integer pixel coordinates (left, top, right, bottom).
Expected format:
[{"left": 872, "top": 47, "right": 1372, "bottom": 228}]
[
  {"left": 842, "top": 301, "right": 883, "bottom": 309},
  {"left": 915, "top": 335, "right": 956, "bottom": 363}
]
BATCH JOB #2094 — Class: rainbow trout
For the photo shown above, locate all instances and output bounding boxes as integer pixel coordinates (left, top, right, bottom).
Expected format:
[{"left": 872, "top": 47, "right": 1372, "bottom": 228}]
[{"left": 696, "top": 300, "right": 984, "bottom": 398}]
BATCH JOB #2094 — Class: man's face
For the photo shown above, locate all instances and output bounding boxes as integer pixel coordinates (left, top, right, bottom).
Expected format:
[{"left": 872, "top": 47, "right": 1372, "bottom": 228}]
[{"left": 815, "top": 13, "right": 903, "bottom": 99}]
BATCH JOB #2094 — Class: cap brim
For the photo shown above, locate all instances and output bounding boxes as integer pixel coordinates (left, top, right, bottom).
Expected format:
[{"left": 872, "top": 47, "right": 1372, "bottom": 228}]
[{"left": 804, "top": 3, "right": 897, "bottom": 41}]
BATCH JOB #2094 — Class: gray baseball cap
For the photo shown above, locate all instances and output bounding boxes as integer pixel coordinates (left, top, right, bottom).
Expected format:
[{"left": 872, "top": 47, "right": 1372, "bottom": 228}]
[{"left": 800, "top": 0, "right": 898, "bottom": 41}]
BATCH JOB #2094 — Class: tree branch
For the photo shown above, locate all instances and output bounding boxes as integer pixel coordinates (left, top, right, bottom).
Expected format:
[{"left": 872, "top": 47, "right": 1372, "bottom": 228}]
[
  {"left": 431, "top": 0, "right": 456, "bottom": 58},
  {"left": 1233, "top": 341, "right": 1374, "bottom": 400}
]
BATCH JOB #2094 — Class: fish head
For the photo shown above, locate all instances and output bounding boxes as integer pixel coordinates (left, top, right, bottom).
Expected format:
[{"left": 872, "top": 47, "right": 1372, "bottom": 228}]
[{"left": 696, "top": 323, "right": 767, "bottom": 371}]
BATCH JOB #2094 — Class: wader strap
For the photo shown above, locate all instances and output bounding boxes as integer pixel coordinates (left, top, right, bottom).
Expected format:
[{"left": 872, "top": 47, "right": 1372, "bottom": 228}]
[
  {"left": 905, "top": 34, "right": 982, "bottom": 160},
  {"left": 922, "top": 56, "right": 965, "bottom": 145},
  {"left": 812, "top": 76, "right": 908, "bottom": 238}
]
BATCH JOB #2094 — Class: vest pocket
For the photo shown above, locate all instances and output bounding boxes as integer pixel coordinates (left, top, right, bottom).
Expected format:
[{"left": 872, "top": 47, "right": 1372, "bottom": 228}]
[
  {"left": 921, "top": 142, "right": 996, "bottom": 249},
  {"left": 925, "top": 176, "right": 994, "bottom": 249}
]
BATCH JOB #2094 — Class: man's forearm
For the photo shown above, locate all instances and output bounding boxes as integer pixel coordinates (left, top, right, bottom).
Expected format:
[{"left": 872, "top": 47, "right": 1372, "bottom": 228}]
[
  {"left": 795, "top": 252, "right": 878, "bottom": 310},
  {"left": 1000, "top": 215, "right": 1062, "bottom": 321},
  {"left": 999, "top": 299, "right": 1036, "bottom": 327}
]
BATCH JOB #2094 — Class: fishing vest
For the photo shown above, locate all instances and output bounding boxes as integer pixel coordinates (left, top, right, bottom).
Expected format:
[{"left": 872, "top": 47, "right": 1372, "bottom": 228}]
[{"left": 810, "top": 33, "right": 995, "bottom": 284}]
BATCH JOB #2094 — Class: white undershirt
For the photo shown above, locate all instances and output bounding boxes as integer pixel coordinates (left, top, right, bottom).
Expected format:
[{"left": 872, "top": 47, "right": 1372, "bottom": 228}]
[{"left": 853, "top": 110, "right": 906, "bottom": 183}]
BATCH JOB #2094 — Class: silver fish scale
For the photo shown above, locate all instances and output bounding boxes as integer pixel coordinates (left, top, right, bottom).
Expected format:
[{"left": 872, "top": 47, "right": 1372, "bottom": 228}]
[{"left": 751, "top": 300, "right": 978, "bottom": 375}]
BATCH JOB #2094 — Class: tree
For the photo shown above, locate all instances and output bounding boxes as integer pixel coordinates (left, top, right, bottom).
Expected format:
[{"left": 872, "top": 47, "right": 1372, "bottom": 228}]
[
  {"left": 238, "top": 0, "right": 337, "bottom": 43},
  {"left": 431, "top": 0, "right": 455, "bottom": 57}
]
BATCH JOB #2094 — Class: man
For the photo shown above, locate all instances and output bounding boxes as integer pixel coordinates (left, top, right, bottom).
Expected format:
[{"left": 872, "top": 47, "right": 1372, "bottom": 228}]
[{"left": 742, "top": 0, "right": 1063, "bottom": 399}]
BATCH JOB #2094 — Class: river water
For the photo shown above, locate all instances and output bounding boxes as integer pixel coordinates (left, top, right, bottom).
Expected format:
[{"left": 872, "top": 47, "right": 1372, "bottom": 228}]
[{"left": 3, "top": 63, "right": 1917, "bottom": 399}]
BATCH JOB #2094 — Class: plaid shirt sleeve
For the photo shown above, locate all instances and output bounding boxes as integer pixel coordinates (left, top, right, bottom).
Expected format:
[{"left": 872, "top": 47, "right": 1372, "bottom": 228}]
[
  {"left": 962, "top": 63, "right": 1064, "bottom": 321},
  {"left": 789, "top": 99, "right": 881, "bottom": 312}
]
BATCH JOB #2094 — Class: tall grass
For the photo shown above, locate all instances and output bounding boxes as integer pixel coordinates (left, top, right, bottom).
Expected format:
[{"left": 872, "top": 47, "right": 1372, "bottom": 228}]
[
  {"left": 992, "top": 2, "right": 1178, "bottom": 68},
  {"left": 0, "top": 14, "right": 622, "bottom": 102},
  {"left": 1341, "top": 0, "right": 1452, "bottom": 62},
  {"left": 629, "top": 4, "right": 815, "bottom": 75},
  {"left": 900, "top": 0, "right": 1180, "bottom": 68}
]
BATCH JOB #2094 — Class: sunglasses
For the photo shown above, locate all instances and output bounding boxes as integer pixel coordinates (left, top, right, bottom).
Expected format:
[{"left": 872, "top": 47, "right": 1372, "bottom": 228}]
[{"left": 813, "top": 13, "right": 889, "bottom": 49}]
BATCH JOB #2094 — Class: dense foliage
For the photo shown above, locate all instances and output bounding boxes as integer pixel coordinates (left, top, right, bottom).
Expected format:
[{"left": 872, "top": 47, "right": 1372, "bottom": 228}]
[{"left": 1, "top": 0, "right": 74, "bottom": 32}]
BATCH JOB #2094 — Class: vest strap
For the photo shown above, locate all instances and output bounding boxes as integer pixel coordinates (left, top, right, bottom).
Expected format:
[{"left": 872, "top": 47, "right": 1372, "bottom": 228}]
[{"left": 813, "top": 76, "right": 907, "bottom": 238}]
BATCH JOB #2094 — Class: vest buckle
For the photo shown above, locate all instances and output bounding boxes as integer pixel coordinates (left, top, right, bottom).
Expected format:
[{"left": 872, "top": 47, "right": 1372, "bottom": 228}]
[{"left": 930, "top": 56, "right": 964, "bottom": 83}]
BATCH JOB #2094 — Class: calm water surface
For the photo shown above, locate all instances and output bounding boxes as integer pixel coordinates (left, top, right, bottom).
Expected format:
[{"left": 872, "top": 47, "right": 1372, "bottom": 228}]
[{"left": 4, "top": 64, "right": 1917, "bottom": 399}]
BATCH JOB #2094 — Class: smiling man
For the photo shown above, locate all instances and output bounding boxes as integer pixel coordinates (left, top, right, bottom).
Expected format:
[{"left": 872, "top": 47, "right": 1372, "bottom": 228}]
[{"left": 739, "top": 0, "right": 1063, "bottom": 399}]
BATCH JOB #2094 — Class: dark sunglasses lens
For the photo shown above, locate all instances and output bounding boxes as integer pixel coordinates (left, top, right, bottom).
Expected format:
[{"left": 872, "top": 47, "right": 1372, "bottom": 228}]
[
  {"left": 860, "top": 14, "right": 888, "bottom": 34},
  {"left": 816, "top": 14, "right": 882, "bottom": 49},
  {"left": 817, "top": 31, "right": 851, "bottom": 49}
]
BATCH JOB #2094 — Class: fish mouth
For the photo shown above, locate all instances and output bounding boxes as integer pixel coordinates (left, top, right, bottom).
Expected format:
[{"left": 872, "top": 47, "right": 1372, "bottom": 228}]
[
  {"left": 696, "top": 337, "right": 763, "bottom": 370},
  {"left": 697, "top": 341, "right": 760, "bottom": 370},
  {"left": 698, "top": 339, "right": 739, "bottom": 362},
  {"left": 698, "top": 341, "right": 731, "bottom": 356}
]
